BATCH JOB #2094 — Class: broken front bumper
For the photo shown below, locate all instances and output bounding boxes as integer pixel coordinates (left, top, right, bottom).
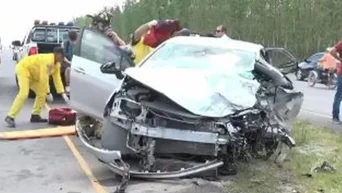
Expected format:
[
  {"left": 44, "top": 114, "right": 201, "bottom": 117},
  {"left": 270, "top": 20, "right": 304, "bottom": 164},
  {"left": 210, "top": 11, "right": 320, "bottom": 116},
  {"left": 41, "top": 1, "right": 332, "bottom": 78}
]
[{"left": 75, "top": 119, "right": 224, "bottom": 179}]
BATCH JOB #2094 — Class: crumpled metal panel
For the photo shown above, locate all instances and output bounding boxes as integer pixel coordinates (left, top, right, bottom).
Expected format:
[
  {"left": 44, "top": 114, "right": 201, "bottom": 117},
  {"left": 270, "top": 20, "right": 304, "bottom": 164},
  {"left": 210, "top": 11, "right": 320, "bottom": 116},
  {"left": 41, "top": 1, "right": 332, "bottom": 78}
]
[{"left": 125, "top": 67, "right": 261, "bottom": 118}]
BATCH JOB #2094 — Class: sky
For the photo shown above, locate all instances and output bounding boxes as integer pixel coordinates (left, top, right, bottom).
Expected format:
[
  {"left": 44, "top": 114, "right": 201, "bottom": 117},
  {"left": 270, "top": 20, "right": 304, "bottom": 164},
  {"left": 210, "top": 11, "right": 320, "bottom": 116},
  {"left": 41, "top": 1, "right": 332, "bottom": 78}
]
[{"left": 0, "top": 0, "right": 123, "bottom": 45}]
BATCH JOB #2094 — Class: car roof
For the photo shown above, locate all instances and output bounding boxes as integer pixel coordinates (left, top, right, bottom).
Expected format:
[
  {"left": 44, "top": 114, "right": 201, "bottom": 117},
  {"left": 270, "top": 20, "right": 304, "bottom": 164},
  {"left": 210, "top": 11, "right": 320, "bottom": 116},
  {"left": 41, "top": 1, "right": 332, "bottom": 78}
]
[{"left": 166, "top": 36, "right": 264, "bottom": 54}]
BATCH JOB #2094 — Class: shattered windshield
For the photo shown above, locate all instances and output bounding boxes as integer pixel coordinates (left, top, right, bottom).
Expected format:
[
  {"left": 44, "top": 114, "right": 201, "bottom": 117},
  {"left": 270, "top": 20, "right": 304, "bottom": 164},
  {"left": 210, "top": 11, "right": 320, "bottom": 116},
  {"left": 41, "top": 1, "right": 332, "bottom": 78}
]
[{"left": 141, "top": 42, "right": 256, "bottom": 75}]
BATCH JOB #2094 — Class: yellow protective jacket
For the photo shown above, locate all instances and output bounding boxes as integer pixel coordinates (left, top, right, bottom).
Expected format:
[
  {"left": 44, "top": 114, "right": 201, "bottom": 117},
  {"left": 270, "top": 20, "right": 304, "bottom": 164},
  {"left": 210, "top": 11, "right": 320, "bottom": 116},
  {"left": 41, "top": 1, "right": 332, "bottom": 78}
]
[
  {"left": 16, "top": 53, "right": 65, "bottom": 94},
  {"left": 132, "top": 36, "right": 154, "bottom": 66}
]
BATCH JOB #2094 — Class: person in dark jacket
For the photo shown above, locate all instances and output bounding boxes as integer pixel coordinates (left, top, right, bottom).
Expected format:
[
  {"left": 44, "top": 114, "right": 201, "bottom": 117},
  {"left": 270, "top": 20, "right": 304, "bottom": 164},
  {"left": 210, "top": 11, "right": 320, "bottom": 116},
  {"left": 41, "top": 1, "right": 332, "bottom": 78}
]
[{"left": 62, "top": 30, "right": 78, "bottom": 94}]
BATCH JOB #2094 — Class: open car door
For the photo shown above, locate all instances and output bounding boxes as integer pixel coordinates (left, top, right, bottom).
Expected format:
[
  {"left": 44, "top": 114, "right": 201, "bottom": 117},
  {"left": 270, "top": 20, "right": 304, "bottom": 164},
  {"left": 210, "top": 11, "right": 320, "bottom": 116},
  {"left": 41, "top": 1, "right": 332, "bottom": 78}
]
[
  {"left": 70, "top": 27, "right": 133, "bottom": 119},
  {"left": 262, "top": 47, "right": 298, "bottom": 74}
]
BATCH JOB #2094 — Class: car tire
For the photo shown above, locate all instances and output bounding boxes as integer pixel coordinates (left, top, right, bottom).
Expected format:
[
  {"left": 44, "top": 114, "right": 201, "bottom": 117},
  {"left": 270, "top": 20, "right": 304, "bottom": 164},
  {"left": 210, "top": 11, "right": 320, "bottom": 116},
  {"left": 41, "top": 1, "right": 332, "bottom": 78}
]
[
  {"left": 307, "top": 71, "right": 318, "bottom": 87},
  {"left": 295, "top": 69, "right": 304, "bottom": 81}
]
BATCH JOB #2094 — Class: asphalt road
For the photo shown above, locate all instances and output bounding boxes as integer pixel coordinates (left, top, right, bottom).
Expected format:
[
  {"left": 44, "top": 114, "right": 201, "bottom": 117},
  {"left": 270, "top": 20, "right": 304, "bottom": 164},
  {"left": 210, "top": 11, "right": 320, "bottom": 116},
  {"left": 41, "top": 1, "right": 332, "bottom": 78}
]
[{"left": 0, "top": 48, "right": 340, "bottom": 193}]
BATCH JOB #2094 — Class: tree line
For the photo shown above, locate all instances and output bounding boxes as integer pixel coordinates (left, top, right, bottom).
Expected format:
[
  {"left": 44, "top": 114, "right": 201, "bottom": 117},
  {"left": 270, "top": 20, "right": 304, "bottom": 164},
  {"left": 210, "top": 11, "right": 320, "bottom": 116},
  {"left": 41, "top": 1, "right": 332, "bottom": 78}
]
[{"left": 74, "top": 0, "right": 342, "bottom": 59}]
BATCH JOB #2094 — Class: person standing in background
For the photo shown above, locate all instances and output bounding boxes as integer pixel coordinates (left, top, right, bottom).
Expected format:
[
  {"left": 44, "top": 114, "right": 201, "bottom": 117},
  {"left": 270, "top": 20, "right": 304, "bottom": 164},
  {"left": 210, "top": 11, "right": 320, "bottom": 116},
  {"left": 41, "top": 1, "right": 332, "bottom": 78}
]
[
  {"left": 329, "top": 41, "right": 342, "bottom": 124},
  {"left": 215, "top": 25, "right": 231, "bottom": 39},
  {"left": 62, "top": 30, "right": 78, "bottom": 94}
]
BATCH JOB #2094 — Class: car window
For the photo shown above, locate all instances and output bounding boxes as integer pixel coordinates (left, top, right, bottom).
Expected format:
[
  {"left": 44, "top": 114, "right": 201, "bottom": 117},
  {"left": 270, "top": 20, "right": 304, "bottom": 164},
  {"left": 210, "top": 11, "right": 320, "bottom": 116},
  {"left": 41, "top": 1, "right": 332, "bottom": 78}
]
[
  {"left": 31, "top": 27, "right": 80, "bottom": 43},
  {"left": 46, "top": 28, "right": 58, "bottom": 43},
  {"left": 59, "top": 29, "right": 69, "bottom": 43},
  {"left": 265, "top": 49, "right": 295, "bottom": 68},
  {"left": 80, "top": 29, "right": 121, "bottom": 65},
  {"left": 120, "top": 55, "right": 133, "bottom": 71},
  {"left": 141, "top": 42, "right": 256, "bottom": 74},
  {"left": 31, "top": 29, "right": 46, "bottom": 42}
]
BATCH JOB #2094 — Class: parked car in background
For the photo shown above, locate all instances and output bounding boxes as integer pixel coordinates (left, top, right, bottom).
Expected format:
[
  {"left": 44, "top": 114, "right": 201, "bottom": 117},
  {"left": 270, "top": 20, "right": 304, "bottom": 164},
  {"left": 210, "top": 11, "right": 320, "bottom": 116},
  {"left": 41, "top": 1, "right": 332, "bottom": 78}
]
[{"left": 295, "top": 52, "right": 324, "bottom": 81}]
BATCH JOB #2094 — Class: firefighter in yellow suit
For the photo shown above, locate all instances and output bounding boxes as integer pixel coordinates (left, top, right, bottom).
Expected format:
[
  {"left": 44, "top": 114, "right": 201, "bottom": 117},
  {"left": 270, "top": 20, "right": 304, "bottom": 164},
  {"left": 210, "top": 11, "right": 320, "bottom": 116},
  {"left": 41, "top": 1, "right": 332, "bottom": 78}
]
[{"left": 5, "top": 47, "right": 68, "bottom": 128}]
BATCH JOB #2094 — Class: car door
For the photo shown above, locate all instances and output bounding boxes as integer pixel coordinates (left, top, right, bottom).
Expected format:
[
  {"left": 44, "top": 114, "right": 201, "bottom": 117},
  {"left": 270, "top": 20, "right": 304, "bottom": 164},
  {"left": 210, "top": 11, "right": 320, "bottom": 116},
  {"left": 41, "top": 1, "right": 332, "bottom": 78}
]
[
  {"left": 263, "top": 47, "right": 298, "bottom": 74},
  {"left": 70, "top": 28, "right": 124, "bottom": 119},
  {"left": 18, "top": 33, "right": 29, "bottom": 62}
]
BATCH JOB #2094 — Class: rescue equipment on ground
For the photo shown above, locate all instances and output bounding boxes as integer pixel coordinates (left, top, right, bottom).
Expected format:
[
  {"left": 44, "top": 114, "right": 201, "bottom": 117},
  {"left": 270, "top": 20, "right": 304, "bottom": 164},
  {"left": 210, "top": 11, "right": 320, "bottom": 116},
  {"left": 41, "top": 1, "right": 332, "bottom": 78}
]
[{"left": 48, "top": 108, "right": 76, "bottom": 126}]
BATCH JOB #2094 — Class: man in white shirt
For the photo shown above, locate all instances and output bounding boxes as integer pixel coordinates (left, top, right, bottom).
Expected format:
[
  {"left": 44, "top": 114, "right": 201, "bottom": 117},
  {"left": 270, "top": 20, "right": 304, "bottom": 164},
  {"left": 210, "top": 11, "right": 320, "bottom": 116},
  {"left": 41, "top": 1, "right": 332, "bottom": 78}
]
[{"left": 215, "top": 25, "right": 231, "bottom": 39}]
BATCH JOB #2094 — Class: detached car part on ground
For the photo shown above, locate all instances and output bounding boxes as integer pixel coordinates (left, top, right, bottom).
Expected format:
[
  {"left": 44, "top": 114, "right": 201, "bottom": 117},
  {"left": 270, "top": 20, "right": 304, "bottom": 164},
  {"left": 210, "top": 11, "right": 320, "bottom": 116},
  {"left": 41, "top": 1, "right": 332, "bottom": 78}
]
[{"left": 70, "top": 34, "right": 303, "bottom": 183}]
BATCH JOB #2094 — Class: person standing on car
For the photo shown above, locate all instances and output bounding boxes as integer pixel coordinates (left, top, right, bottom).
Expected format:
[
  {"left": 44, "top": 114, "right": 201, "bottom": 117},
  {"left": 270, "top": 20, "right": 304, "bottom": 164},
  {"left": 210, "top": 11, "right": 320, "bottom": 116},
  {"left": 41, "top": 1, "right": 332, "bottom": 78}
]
[
  {"left": 5, "top": 47, "right": 69, "bottom": 128},
  {"left": 215, "top": 25, "right": 231, "bottom": 39},
  {"left": 330, "top": 41, "right": 342, "bottom": 123},
  {"left": 62, "top": 30, "right": 78, "bottom": 94}
]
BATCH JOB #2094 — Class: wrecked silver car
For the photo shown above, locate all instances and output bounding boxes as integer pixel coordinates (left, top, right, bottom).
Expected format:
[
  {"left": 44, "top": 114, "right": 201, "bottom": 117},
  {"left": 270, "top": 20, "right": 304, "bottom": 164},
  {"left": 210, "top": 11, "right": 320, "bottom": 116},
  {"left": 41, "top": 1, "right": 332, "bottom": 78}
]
[{"left": 70, "top": 33, "right": 303, "bottom": 182}]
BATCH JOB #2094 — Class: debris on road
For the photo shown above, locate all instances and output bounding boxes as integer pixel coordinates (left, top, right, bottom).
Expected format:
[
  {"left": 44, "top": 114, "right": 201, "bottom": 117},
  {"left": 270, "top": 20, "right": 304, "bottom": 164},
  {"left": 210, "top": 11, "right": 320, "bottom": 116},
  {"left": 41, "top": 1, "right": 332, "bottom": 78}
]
[{"left": 313, "top": 161, "right": 337, "bottom": 174}]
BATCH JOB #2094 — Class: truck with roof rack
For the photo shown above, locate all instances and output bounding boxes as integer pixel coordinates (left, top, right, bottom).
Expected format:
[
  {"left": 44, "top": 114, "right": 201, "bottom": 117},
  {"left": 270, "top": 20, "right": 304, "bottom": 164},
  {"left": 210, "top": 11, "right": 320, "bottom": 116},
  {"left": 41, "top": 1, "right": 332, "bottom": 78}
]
[{"left": 11, "top": 20, "right": 80, "bottom": 97}]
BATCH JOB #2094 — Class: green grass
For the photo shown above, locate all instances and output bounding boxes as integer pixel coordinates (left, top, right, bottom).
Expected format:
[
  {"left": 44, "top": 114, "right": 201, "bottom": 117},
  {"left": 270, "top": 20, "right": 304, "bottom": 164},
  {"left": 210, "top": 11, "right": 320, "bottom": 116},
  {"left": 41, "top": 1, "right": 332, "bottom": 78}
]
[{"left": 226, "top": 120, "right": 342, "bottom": 193}]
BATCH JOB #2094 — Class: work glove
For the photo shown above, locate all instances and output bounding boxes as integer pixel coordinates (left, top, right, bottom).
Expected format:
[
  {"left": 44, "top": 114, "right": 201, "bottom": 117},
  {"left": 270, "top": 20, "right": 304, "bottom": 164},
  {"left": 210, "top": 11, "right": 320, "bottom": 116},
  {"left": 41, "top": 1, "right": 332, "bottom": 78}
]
[
  {"left": 46, "top": 93, "right": 54, "bottom": 103},
  {"left": 61, "top": 93, "right": 70, "bottom": 104}
]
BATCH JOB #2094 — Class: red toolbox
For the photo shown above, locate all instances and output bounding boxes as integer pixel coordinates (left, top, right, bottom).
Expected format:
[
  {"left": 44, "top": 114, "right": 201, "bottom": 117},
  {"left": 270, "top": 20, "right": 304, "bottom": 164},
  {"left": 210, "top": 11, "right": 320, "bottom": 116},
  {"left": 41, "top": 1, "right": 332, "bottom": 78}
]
[{"left": 48, "top": 108, "right": 76, "bottom": 126}]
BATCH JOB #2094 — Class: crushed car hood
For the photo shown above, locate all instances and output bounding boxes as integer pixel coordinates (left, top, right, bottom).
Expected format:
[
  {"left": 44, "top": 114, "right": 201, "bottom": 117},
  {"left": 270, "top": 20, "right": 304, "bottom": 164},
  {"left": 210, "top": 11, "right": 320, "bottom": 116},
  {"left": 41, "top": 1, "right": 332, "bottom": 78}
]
[{"left": 124, "top": 67, "right": 261, "bottom": 118}]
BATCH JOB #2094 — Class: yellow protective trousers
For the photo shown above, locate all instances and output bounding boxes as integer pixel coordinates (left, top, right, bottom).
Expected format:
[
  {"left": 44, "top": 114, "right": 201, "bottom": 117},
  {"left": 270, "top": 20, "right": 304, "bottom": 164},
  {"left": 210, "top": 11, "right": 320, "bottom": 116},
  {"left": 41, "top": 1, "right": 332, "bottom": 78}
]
[{"left": 8, "top": 67, "right": 47, "bottom": 118}]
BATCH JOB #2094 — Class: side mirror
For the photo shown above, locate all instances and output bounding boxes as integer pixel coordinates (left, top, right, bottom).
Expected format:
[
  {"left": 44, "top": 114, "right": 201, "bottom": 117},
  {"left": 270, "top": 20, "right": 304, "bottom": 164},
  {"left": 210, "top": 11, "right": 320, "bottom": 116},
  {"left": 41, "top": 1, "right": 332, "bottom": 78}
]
[
  {"left": 12, "top": 40, "right": 21, "bottom": 47},
  {"left": 100, "top": 62, "right": 124, "bottom": 79}
]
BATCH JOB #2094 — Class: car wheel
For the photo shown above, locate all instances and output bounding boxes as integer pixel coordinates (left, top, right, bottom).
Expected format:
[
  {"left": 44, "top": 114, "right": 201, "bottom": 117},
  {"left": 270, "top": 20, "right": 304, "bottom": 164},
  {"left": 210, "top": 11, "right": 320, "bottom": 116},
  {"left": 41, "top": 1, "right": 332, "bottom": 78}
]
[
  {"left": 295, "top": 69, "right": 304, "bottom": 81},
  {"left": 307, "top": 71, "right": 318, "bottom": 87}
]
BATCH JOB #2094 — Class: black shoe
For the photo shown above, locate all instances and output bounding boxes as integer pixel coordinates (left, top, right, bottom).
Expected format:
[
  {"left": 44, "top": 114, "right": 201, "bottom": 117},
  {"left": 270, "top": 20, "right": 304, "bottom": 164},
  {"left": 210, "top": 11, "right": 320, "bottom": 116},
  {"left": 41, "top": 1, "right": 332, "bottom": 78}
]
[
  {"left": 5, "top": 116, "right": 16, "bottom": 128},
  {"left": 30, "top": 115, "right": 48, "bottom": 123}
]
